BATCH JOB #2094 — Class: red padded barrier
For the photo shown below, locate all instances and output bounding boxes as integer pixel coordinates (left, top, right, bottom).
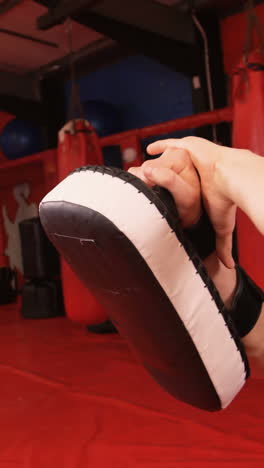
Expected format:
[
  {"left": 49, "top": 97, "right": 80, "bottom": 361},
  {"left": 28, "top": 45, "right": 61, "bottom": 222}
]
[{"left": 232, "top": 50, "right": 264, "bottom": 289}]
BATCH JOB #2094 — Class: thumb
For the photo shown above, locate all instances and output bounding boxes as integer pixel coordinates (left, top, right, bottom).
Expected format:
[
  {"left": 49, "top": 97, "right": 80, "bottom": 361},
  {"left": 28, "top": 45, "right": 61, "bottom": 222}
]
[{"left": 215, "top": 233, "right": 235, "bottom": 269}]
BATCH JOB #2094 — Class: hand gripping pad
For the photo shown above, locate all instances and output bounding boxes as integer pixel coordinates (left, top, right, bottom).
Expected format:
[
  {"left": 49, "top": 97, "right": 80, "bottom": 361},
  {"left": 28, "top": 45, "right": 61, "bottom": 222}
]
[{"left": 39, "top": 166, "right": 249, "bottom": 411}]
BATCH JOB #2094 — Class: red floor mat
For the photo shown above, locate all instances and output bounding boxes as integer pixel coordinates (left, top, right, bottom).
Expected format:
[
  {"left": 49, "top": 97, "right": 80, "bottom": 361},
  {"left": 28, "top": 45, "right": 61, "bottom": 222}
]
[{"left": 0, "top": 305, "right": 263, "bottom": 468}]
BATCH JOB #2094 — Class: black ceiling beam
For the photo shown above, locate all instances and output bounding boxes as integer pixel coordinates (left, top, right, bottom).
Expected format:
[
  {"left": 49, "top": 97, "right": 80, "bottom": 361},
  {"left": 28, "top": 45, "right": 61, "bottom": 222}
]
[
  {"left": 34, "top": 0, "right": 198, "bottom": 76},
  {"left": 37, "top": 0, "right": 101, "bottom": 30},
  {"left": 34, "top": 39, "right": 130, "bottom": 80},
  {"left": 73, "top": 11, "right": 198, "bottom": 75},
  {"left": 36, "top": 0, "right": 195, "bottom": 44},
  {"left": 77, "top": 0, "right": 195, "bottom": 44}
]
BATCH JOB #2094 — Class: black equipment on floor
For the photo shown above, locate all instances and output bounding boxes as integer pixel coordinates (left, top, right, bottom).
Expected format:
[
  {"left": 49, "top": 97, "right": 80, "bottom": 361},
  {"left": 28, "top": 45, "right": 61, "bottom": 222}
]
[
  {"left": 19, "top": 217, "right": 60, "bottom": 279},
  {"left": 19, "top": 217, "right": 64, "bottom": 319},
  {"left": 0, "top": 266, "right": 18, "bottom": 305}
]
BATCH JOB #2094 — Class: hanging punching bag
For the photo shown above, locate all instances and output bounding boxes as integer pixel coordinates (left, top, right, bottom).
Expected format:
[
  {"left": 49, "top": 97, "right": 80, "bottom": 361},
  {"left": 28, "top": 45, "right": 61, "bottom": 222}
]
[
  {"left": 57, "top": 120, "right": 108, "bottom": 324},
  {"left": 232, "top": 49, "right": 264, "bottom": 289}
]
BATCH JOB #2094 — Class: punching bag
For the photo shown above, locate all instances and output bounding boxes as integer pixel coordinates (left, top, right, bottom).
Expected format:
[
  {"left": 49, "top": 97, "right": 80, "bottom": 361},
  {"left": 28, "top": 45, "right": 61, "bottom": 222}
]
[
  {"left": 57, "top": 120, "right": 108, "bottom": 324},
  {"left": 232, "top": 50, "right": 264, "bottom": 289}
]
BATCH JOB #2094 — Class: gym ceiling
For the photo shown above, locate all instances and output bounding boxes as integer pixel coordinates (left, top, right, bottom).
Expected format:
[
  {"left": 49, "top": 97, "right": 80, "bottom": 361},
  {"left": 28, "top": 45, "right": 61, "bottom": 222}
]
[{"left": 0, "top": 0, "right": 263, "bottom": 130}]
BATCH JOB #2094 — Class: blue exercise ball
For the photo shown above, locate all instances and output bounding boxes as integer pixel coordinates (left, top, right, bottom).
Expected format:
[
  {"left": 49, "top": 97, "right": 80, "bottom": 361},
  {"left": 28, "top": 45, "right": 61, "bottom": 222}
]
[
  {"left": 83, "top": 100, "right": 123, "bottom": 137},
  {"left": 0, "top": 119, "right": 44, "bottom": 160}
]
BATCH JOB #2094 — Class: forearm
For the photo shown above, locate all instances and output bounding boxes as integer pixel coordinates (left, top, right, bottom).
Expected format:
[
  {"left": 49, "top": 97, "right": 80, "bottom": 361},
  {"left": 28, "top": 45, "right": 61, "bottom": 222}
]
[{"left": 216, "top": 150, "right": 264, "bottom": 235}]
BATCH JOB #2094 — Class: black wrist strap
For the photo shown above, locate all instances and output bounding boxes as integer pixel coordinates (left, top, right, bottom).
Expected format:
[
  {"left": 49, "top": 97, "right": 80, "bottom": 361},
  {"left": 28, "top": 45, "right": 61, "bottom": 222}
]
[{"left": 229, "top": 266, "right": 264, "bottom": 338}]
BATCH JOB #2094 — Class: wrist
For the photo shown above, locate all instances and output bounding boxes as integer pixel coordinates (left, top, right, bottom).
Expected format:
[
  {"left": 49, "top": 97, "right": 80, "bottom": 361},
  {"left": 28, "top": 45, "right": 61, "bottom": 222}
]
[{"left": 215, "top": 148, "right": 256, "bottom": 207}]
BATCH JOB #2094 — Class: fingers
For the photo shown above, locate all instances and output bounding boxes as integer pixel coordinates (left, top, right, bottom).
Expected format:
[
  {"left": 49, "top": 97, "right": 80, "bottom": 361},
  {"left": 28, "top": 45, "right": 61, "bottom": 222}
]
[
  {"left": 129, "top": 164, "right": 201, "bottom": 228},
  {"left": 129, "top": 150, "right": 201, "bottom": 227},
  {"left": 158, "top": 148, "right": 191, "bottom": 174},
  {"left": 215, "top": 233, "right": 235, "bottom": 269},
  {"left": 147, "top": 139, "right": 178, "bottom": 156},
  {"left": 132, "top": 138, "right": 237, "bottom": 267},
  {"left": 142, "top": 166, "right": 201, "bottom": 228},
  {"left": 128, "top": 166, "right": 155, "bottom": 186},
  {"left": 131, "top": 148, "right": 195, "bottom": 181},
  {"left": 146, "top": 137, "right": 223, "bottom": 170},
  {"left": 147, "top": 136, "right": 218, "bottom": 156},
  {"left": 128, "top": 152, "right": 185, "bottom": 185}
]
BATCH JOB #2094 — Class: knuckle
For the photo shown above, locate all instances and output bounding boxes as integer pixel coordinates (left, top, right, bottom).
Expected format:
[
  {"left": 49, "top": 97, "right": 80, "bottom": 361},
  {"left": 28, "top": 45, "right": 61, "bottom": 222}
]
[
  {"left": 142, "top": 159, "right": 154, "bottom": 168},
  {"left": 182, "top": 136, "right": 195, "bottom": 144}
]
